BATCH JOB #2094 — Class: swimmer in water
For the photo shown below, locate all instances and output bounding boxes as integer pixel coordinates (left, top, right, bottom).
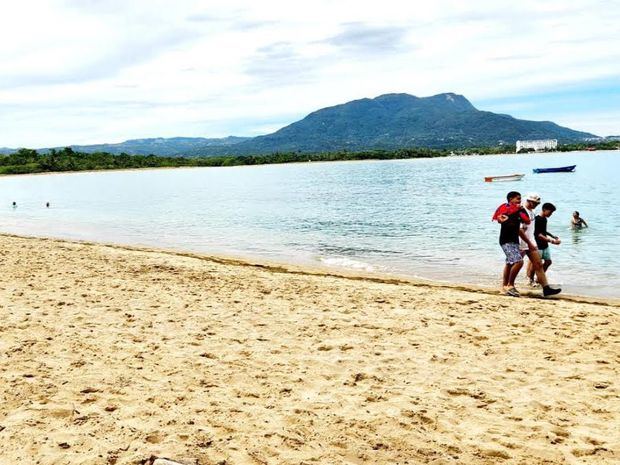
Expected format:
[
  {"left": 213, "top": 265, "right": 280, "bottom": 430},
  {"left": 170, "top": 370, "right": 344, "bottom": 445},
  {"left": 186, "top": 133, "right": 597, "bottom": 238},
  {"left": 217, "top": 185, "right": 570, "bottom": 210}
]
[{"left": 571, "top": 211, "right": 588, "bottom": 229}]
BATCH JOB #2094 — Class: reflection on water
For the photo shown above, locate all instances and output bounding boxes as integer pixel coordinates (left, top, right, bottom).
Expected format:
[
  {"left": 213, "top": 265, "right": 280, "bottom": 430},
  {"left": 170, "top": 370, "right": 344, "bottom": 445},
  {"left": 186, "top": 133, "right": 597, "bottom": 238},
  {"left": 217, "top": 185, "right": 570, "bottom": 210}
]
[
  {"left": 571, "top": 228, "right": 587, "bottom": 245},
  {"left": 0, "top": 151, "right": 618, "bottom": 297}
]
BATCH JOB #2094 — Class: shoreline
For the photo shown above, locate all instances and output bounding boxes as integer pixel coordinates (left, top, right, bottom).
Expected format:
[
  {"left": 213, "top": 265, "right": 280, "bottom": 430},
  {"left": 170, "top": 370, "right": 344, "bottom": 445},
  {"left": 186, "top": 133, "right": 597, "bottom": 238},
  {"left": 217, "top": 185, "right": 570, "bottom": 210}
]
[
  {"left": 0, "top": 148, "right": 614, "bottom": 178},
  {"left": 1, "top": 233, "right": 618, "bottom": 463},
  {"left": 1, "top": 149, "right": 617, "bottom": 302},
  {"left": 0, "top": 157, "right": 447, "bottom": 179},
  {"left": 3, "top": 232, "right": 619, "bottom": 307}
]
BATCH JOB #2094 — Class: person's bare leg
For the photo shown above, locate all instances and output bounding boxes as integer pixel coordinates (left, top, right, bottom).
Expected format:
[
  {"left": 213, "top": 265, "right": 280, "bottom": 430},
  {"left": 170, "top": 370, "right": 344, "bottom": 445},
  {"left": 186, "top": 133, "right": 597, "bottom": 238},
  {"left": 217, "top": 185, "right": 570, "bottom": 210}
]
[
  {"left": 527, "top": 251, "right": 548, "bottom": 287},
  {"left": 508, "top": 260, "right": 523, "bottom": 287},
  {"left": 543, "top": 259, "right": 552, "bottom": 273},
  {"left": 502, "top": 264, "right": 512, "bottom": 287},
  {"left": 526, "top": 260, "right": 535, "bottom": 282}
]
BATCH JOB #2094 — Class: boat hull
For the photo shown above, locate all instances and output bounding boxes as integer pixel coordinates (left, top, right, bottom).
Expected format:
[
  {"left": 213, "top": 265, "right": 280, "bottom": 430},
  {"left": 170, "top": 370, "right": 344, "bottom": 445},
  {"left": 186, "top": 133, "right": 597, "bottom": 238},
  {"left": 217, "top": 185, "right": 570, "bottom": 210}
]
[
  {"left": 484, "top": 174, "right": 525, "bottom": 182},
  {"left": 533, "top": 165, "right": 576, "bottom": 173}
]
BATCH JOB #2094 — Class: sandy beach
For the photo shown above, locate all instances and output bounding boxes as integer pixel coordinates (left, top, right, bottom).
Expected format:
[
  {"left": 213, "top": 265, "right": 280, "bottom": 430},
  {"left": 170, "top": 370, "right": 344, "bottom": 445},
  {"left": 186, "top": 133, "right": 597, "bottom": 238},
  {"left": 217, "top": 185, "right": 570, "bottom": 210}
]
[{"left": 0, "top": 234, "right": 618, "bottom": 465}]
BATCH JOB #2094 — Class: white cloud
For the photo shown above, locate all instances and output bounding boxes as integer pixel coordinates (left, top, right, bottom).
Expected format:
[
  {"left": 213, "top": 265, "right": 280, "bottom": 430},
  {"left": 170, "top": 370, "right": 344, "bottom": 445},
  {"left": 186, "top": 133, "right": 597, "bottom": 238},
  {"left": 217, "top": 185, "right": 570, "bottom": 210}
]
[
  {"left": 556, "top": 111, "right": 620, "bottom": 137},
  {"left": 0, "top": 0, "right": 619, "bottom": 147}
]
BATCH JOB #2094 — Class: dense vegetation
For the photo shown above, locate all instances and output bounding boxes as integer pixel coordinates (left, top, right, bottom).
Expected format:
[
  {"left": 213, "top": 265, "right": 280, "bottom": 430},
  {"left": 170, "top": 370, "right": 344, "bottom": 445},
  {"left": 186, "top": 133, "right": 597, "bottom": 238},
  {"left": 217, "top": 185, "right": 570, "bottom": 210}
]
[
  {"left": 0, "top": 142, "right": 616, "bottom": 176},
  {"left": 557, "top": 140, "right": 619, "bottom": 152},
  {"left": 194, "top": 93, "right": 596, "bottom": 155},
  {"left": 0, "top": 147, "right": 449, "bottom": 175}
]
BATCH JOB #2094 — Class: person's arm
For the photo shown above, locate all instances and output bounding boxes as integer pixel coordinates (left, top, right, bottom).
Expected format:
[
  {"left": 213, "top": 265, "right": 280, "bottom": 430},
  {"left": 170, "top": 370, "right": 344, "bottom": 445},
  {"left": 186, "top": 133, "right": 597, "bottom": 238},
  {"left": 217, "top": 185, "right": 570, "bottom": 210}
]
[
  {"left": 519, "top": 229, "right": 536, "bottom": 250},
  {"left": 547, "top": 233, "right": 560, "bottom": 244},
  {"left": 582, "top": 219, "right": 589, "bottom": 227},
  {"left": 536, "top": 232, "right": 550, "bottom": 245},
  {"left": 534, "top": 216, "right": 548, "bottom": 244}
]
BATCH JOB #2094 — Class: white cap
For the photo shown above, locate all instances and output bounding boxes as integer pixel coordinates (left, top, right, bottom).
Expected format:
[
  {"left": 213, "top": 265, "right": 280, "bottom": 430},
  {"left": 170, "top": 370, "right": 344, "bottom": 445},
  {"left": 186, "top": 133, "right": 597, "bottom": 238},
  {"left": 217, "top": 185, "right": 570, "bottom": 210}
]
[{"left": 526, "top": 192, "right": 541, "bottom": 203}]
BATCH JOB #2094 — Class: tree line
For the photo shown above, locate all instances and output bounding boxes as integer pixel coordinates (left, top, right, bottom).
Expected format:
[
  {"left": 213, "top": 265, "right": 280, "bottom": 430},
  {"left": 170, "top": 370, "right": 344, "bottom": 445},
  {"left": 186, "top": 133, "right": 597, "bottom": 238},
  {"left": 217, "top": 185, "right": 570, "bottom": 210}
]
[{"left": 0, "top": 142, "right": 617, "bottom": 175}]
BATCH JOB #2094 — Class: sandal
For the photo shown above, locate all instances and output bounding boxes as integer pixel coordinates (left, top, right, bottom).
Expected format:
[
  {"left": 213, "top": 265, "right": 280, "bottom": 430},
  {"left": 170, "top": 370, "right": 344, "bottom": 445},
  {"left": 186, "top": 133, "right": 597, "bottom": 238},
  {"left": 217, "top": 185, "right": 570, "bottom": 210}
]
[{"left": 506, "top": 287, "right": 521, "bottom": 297}]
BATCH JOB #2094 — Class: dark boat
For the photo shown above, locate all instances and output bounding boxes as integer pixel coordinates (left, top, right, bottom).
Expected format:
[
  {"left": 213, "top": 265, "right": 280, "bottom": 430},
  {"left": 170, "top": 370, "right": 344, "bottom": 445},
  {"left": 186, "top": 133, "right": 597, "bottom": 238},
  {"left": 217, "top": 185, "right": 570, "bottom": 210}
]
[{"left": 532, "top": 165, "right": 576, "bottom": 174}]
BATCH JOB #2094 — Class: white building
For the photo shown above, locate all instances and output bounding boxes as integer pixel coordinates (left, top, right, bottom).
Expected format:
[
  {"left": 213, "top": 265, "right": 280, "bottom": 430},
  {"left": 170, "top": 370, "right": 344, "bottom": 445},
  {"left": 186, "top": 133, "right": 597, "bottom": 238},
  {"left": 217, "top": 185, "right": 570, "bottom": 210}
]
[{"left": 516, "top": 139, "right": 558, "bottom": 153}]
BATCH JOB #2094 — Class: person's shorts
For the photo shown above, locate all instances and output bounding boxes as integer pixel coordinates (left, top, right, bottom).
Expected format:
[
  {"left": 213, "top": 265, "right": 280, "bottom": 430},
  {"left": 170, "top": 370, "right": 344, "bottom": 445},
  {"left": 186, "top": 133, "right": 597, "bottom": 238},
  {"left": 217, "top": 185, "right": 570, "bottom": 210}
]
[
  {"left": 521, "top": 249, "right": 546, "bottom": 267},
  {"left": 501, "top": 242, "right": 523, "bottom": 265},
  {"left": 539, "top": 247, "right": 551, "bottom": 261}
]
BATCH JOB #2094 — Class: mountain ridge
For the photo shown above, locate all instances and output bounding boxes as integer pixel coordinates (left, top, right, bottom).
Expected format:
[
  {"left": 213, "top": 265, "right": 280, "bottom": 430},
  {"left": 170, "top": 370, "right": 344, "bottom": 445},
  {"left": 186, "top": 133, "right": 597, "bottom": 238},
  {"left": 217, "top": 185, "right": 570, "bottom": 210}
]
[
  {"left": 206, "top": 92, "right": 594, "bottom": 155},
  {"left": 1, "top": 93, "right": 598, "bottom": 156}
]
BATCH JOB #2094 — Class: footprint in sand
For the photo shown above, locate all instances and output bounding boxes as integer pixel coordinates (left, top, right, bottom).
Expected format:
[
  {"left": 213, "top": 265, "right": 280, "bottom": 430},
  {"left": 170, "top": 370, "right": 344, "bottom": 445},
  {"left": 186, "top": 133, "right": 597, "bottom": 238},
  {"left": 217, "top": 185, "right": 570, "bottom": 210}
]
[{"left": 145, "top": 432, "right": 163, "bottom": 444}]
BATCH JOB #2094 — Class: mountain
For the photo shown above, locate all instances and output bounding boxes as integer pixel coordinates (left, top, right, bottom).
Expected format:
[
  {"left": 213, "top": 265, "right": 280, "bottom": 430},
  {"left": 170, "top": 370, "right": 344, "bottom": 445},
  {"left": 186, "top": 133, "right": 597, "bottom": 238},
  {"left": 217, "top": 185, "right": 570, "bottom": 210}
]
[
  {"left": 62, "top": 136, "right": 250, "bottom": 156},
  {"left": 198, "top": 93, "right": 595, "bottom": 155},
  {"left": 1, "top": 93, "right": 597, "bottom": 156},
  {"left": 0, "top": 136, "right": 250, "bottom": 156}
]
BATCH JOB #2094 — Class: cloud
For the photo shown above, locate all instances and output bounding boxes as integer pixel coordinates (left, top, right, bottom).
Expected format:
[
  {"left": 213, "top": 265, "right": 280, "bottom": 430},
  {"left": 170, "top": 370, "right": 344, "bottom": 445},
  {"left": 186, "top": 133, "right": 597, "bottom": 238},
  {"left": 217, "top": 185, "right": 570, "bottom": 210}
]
[
  {"left": 61, "top": 0, "right": 131, "bottom": 14},
  {"left": 557, "top": 111, "right": 620, "bottom": 137},
  {"left": 323, "top": 22, "right": 411, "bottom": 56},
  {"left": 475, "top": 76, "right": 620, "bottom": 136},
  {"left": 0, "top": 27, "right": 200, "bottom": 89},
  {"left": 232, "top": 20, "right": 279, "bottom": 31},
  {"left": 243, "top": 22, "right": 413, "bottom": 89},
  {"left": 244, "top": 42, "right": 323, "bottom": 86},
  {"left": 488, "top": 54, "right": 543, "bottom": 62},
  {"left": 186, "top": 13, "right": 220, "bottom": 23},
  {"left": 0, "top": 0, "right": 619, "bottom": 146},
  {"left": 185, "top": 10, "right": 275, "bottom": 30}
]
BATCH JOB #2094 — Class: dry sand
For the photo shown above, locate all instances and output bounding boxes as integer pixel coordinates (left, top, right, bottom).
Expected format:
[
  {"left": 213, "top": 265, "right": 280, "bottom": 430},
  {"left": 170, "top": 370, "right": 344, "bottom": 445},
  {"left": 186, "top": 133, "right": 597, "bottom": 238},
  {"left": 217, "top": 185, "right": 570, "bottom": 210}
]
[{"left": 0, "top": 234, "right": 618, "bottom": 465}]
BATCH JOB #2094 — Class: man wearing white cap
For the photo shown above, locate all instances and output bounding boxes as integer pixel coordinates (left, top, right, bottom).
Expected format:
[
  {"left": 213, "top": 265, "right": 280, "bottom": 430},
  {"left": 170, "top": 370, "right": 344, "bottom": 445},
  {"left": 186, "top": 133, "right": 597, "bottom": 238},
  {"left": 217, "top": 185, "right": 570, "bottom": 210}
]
[{"left": 520, "top": 193, "right": 561, "bottom": 297}]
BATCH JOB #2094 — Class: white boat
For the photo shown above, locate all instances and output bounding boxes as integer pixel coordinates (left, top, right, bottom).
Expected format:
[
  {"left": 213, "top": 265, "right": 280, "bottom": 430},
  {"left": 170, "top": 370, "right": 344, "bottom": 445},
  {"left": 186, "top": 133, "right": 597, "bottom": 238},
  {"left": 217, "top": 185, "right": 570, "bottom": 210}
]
[{"left": 484, "top": 173, "right": 525, "bottom": 182}]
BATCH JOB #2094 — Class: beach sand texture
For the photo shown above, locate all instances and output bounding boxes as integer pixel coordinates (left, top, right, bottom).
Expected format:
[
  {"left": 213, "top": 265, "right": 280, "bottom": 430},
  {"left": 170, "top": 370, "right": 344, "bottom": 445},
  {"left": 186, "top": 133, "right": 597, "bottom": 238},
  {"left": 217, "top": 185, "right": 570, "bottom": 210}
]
[{"left": 0, "top": 234, "right": 618, "bottom": 465}]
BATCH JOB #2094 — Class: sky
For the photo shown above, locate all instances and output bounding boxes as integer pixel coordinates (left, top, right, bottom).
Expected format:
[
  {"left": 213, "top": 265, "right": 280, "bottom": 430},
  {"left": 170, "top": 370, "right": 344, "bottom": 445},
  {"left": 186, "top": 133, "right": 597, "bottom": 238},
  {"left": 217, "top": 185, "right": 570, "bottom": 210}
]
[{"left": 1, "top": 0, "right": 619, "bottom": 148}]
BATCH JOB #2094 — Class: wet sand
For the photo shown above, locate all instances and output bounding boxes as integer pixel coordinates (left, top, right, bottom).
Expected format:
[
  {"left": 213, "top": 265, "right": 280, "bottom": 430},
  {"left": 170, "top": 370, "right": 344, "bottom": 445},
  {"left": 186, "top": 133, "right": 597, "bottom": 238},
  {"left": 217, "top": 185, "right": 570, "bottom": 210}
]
[{"left": 0, "top": 234, "right": 618, "bottom": 464}]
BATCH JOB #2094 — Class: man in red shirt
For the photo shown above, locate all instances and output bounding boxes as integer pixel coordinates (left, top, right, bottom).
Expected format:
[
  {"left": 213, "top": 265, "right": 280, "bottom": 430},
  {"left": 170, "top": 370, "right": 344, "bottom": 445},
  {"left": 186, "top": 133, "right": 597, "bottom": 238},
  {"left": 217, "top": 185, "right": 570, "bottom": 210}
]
[{"left": 493, "top": 191, "right": 529, "bottom": 296}]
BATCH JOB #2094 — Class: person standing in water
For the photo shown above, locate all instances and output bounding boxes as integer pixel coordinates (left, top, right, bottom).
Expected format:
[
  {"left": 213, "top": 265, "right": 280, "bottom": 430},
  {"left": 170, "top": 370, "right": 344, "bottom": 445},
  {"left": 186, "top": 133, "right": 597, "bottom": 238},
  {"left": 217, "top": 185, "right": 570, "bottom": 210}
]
[{"left": 571, "top": 211, "right": 588, "bottom": 229}]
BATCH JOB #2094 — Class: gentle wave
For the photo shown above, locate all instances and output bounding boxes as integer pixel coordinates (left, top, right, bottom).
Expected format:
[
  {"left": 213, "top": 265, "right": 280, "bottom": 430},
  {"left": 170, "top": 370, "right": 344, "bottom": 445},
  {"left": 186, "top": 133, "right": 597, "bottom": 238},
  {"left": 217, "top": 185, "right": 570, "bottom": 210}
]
[{"left": 319, "top": 256, "right": 376, "bottom": 272}]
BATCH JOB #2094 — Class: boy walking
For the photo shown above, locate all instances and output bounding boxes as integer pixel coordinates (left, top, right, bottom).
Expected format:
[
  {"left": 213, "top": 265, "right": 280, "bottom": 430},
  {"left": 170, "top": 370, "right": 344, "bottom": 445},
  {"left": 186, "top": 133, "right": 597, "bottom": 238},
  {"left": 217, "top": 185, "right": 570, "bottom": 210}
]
[
  {"left": 519, "top": 193, "right": 562, "bottom": 297},
  {"left": 527, "top": 202, "right": 561, "bottom": 285},
  {"left": 493, "top": 191, "right": 529, "bottom": 296}
]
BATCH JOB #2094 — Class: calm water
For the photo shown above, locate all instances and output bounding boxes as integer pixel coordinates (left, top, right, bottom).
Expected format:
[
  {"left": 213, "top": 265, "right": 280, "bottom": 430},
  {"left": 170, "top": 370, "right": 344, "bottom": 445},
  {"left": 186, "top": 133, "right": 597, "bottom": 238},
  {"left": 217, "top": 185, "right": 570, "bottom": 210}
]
[{"left": 1, "top": 150, "right": 618, "bottom": 297}]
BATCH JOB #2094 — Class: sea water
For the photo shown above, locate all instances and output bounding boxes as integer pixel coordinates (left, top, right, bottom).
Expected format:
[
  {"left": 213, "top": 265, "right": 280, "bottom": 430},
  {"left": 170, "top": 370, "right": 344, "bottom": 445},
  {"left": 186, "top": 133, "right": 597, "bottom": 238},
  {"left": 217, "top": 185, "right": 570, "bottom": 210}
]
[{"left": 1, "top": 150, "right": 618, "bottom": 297}]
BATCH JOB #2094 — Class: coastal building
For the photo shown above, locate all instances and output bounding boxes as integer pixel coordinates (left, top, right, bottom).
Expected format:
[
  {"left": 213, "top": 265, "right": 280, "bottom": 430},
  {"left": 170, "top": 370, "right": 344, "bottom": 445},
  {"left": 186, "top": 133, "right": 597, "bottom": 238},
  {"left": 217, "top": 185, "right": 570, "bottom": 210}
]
[{"left": 516, "top": 139, "right": 558, "bottom": 153}]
